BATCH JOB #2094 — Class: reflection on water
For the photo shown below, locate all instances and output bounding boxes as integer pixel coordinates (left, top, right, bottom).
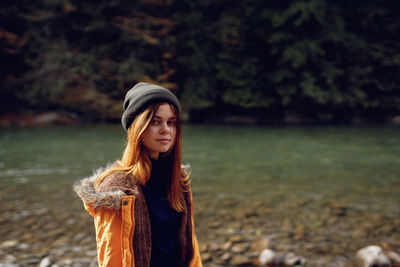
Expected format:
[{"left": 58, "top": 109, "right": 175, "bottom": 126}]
[{"left": 0, "top": 125, "right": 399, "bottom": 266}]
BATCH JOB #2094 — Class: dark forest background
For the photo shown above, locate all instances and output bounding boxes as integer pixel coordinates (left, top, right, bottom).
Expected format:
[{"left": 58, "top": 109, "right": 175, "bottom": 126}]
[{"left": 1, "top": 0, "right": 399, "bottom": 124}]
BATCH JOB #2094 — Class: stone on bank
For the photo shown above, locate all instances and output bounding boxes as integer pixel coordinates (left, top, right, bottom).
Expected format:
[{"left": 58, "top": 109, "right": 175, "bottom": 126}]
[{"left": 354, "top": 246, "right": 391, "bottom": 267}]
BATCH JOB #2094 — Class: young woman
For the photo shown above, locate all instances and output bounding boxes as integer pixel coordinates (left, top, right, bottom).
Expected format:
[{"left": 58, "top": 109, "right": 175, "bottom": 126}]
[{"left": 74, "top": 82, "right": 202, "bottom": 267}]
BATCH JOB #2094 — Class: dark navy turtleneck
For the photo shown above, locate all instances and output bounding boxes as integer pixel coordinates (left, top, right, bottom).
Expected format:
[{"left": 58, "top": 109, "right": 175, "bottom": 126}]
[{"left": 142, "top": 157, "right": 182, "bottom": 267}]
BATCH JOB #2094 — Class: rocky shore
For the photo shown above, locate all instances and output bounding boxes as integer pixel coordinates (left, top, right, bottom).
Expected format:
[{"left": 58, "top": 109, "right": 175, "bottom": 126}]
[
  {"left": 192, "top": 196, "right": 400, "bottom": 267},
  {"left": 0, "top": 189, "right": 399, "bottom": 267}
]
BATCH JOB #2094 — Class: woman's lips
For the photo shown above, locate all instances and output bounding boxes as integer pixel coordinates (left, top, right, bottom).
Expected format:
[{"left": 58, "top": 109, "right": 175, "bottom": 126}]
[{"left": 157, "top": 139, "right": 171, "bottom": 144}]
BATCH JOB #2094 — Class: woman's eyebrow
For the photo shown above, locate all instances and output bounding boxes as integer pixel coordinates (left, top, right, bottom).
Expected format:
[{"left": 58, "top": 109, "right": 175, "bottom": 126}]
[{"left": 153, "top": 115, "right": 176, "bottom": 120}]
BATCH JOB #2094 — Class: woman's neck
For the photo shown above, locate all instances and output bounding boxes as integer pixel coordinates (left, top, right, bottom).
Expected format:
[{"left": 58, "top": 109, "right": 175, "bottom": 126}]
[{"left": 148, "top": 151, "right": 160, "bottom": 160}]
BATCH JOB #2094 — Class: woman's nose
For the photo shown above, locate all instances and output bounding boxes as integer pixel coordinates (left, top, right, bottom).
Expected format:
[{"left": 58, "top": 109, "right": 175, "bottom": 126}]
[{"left": 160, "top": 122, "right": 170, "bottom": 133}]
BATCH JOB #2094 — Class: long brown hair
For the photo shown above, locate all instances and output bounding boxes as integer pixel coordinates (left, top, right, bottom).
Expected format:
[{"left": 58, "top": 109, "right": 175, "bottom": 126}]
[{"left": 95, "top": 102, "right": 189, "bottom": 212}]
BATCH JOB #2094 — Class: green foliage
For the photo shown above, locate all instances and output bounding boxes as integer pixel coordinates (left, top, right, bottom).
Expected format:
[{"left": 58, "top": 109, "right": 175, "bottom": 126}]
[
  {"left": 1, "top": 0, "right": 177, "bottom": 114},
  {"left": 174, "top": 0, "right": 400, "bottom": 121},
  {"left": 1, "top": 0, "right": 399, "bottom": 121}
]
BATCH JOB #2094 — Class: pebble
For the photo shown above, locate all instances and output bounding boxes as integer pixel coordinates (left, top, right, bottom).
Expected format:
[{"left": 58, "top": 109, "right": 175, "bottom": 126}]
[
  {"left": 210, "top": 220, "right": 223, "bottom": 228},
  {"left": 52, "top": 237, "right": 70, "bottom": 246},
  {"left": 20, "top": 257, "right": 41, "bottom": 265},
  {"left": 387, "top": 250, "right": 400, "bottom": 263},
  {"left": 201, "top": 252, "right": 212, "bottom": 262},
  {"left": 85, "top": 250, "right": 97, "bottom": 257},
  {"left": 57, "top": 259, "right": 73, "bottom": 265},
  {"left": 3, "top": 255, "right": 17, "bottom": 262},
  {"left": 208, "top": 242, "right": 221, "bottom": 252},
  {"left": 219, "top": 252, "right": 231, "bottom": 262},
  {"left": 220, "top": 241, "right": 232, "bottom": 250},
  {"left": 39, "top": 257, "right": 52, "bottom": 267},
  {"left": 72, "top": 233, "right": 86, "bottom": 242},
  {"left": 199, "top": 242, "right": 208, "bottom": 252},
  {"left": 231, "top": 242, "right": 249, "bottom": 253},
  {"left": 1, "top": 240, "right": 18, "bottom": 249},
  {"left": 16, "top": 243, "right": 31, "bottom": 250},
  {"left": 229, "top": 235, "right": 244, "bottom": 243},
  {"left": 283, "top": 252, "right": 306, "bottom": 266},
  {"left": 230, "top": 255, "right": 253, "bottom": 266},
  {"left": 355, "top": 245, "right": 391, "bottom": 267},
  {"left": 259, "top": 249, "right": 278, "bottom": 266},
  {"left": 251, "top": 236, "right": 276, "bottom": 250}
]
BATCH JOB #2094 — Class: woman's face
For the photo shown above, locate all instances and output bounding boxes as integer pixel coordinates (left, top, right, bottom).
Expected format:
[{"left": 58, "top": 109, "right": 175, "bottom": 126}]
[{"left": 142, "top": 103, "right": 177, "bottom": 159}]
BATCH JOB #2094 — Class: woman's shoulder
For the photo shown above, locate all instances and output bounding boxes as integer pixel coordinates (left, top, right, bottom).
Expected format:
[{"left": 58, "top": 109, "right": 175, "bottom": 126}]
[
  {"left": 96, "top": 167, "right": 138, "bottom": 195},
  {"left": 73, "top": 161, "right": 138, "bottom": 210}
]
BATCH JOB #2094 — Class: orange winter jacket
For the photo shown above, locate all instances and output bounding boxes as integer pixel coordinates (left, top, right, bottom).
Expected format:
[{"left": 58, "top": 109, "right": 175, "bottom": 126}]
[{"left": 74, "top": 166, "right": 203, "bottom": 267}]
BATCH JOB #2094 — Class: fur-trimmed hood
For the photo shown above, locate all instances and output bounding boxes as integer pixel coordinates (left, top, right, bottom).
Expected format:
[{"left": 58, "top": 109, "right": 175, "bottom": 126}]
[
  {"left": 73, "top": 163, "right": 138, "bottom": 211},
  {"left": 73, "top": 161, "right": 190, "bottom": 211}
]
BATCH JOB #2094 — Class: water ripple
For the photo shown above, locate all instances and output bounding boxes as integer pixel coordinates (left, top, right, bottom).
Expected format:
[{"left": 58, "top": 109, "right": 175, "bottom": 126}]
[{"left": 0, "top": 168, "right": 69, "bottom": 177}]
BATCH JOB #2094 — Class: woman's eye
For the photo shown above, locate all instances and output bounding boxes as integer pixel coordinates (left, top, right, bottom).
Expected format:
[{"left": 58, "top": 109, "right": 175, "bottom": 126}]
[
  {"left": 168, "top": 121, "right": 176, "bottom": 125},
  {"left": 152, "top": 120, "right": 160, "bottom": 124}
]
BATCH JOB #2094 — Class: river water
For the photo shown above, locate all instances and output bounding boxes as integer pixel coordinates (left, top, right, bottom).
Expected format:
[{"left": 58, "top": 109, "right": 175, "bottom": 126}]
[{"left": 0, "top": 125, "right": 399, "bottom": 266}]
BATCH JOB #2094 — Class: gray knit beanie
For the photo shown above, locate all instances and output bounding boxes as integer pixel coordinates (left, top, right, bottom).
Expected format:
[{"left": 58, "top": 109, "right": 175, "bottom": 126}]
[{"left": 121, "top": 82, "right": 181, "bottom": 131}]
